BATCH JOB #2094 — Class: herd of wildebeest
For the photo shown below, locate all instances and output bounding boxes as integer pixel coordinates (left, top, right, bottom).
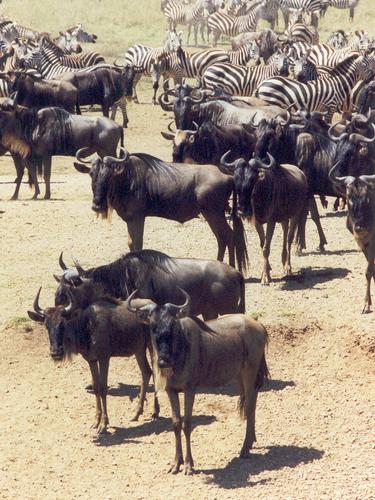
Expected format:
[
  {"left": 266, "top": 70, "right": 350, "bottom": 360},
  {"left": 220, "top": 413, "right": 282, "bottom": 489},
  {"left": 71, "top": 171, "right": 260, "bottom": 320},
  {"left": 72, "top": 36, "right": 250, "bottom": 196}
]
[{"left": 1, "top": 0, "right": 375, "bottom": 475}]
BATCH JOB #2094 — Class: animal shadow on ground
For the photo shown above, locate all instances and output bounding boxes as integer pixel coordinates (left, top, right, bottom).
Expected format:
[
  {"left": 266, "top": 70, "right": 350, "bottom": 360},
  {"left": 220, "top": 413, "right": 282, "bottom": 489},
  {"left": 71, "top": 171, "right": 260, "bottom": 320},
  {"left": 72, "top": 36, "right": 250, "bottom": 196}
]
[
  {"left": 302, "top": 248, "right": 357, "bottom": 256},
  {"left": 279, "top": 267, "right": 350, "bottom": 291},
  {"left": 198, "top": 379, "right": 295, "bottom": 396},
  {"left": 202, "top": 445, "right": 324, "bottom": 489},
  {"left": 324, "top": 210, "right": 347, "bottom": 218},
  {"left": 95, "top": 414, "right": 216, "bottom": 447}
]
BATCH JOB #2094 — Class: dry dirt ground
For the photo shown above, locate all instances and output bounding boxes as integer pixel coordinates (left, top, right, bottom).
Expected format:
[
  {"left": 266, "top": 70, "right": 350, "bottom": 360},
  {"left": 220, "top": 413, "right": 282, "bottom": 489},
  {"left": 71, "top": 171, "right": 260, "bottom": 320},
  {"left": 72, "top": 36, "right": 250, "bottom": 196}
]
[{"left": 0, "top": 86, "right": 374, "bottom": 499}]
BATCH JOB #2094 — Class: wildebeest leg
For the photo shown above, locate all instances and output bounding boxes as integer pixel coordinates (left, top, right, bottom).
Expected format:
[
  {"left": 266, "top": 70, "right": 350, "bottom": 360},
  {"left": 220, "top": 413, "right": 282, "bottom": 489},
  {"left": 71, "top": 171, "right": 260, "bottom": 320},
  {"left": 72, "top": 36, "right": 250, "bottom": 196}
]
[
  {"left": 131, "top": 350, "right": 152, "bottom": 421},
  {"left": 309, "top": 197, "right": 327, "bottom": 252},
  {"left": 166, "top": 389, "right": 184, "bottom": 474},
  {"left": 183, "top": 390, "right": 195, "bottom": 475},
  {"left": 239, "top": 366, "right": 257, "bottom": 458},
  {"left": 132, "top": 72, "right": 142, "bottom": 104},
  {"left": 43, "top": 157, "right": 52, "bottom": 200},
  {"left": 147, "top": 343, "right": 160, "bottom": 419},
  {"left": 10, "top": 154, "right": 25, "bottom": 200},
  {"left": 97, "top": 357, "right": 110, "bottom": 433},
  {"left": 203, "top": 211, "right": 234, "bottom": 266},
  {"left": 24, "top": 159, "right": 40, "bottom": 200},
  {"left": 362, "top": 250, "right": 374, "bottom": 314},
  {"left": 110, "top": 102, "right": 118, "bottom": 121},
  {"left": 260, "top": 221, "right": 275, "bottom": 285},
  {"left": 126, "top": 218, "right": 145, "bottom": 251},
  {"left": 281, "top": 220, "right": 289, "bottom": 273},
  {"left": 88, "top": 360, "right": 102, "bottom": 430},
  {"left": 286, "top": 216, "right": 299, "bottom": 276},
  {"left": 117, "top": 97, "right": 129, "bottom": 128},
  {"left": 255, "top": 221, "right": 265, "bottom": 249}
]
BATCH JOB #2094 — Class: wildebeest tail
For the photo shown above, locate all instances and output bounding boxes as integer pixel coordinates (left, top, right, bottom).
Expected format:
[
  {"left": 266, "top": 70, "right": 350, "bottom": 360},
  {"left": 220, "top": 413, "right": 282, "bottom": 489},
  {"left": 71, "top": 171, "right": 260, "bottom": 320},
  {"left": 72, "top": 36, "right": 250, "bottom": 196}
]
[
  {"left": 232, "top": 189, "right": 248, "bottom": 274},
  {"left": 120, "top": 128, "right": 124, "bottom": 148},
  {"left": 238, "top": 274, "right": 245, "bottom": 313},
  {"left": 255, "top": 353, "right": 269, "bottom": 391}
]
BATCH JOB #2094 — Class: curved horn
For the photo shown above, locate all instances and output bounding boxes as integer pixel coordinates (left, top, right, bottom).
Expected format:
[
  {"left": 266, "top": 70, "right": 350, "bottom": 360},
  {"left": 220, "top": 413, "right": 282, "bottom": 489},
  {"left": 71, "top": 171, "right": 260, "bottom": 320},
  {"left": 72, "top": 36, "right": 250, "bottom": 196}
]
[
  {"left": 125, "top": 289, "right": 139, "bottom": 313},
  {"left": 276, "top": 109, "right": 291, "bottom": 126},
  {"left": 187, "top": 121, "right": 199, "bottom": 134},
  {"left": 167, "top": 120, "right": 176, "bottom": 133},
  {"left": 219, "top": 150, "right": 244, "bottom": 175},
  {"left": 75, "top": 147, "right": 93, "bottom": 164},
  {"left": 250, "top": 112, "right": 258, "bottom": 127},
  {"left": 62, "top": 285, "right": 75, "bottom": 316},
  {"left": 72, "top": 257, "right": 85, "bottom": 276},
  {"left": 33, "top": 287, "right": 45, "bottom": 317},
  {"left": 158, "top": 92, "right": 174, "bottom": 111},
  {"left": 103, "top": 147, "right": 130, "bottom": 165},
  {"left": 349, "top": 126, "right": 375, "bottom": 144},
  {"left": 352, "top": 111, "right": 371, "bottom": 127},
  {"left": 59, "top": 251, "right": 68, "bottom": 270},
  {"left": 328, "top": 160, "right": 355, "bottom": 187},
  {"left": 165, "top": 288, "right": 190, "bottom": 318},
  {"left": 359, "top": 174, "right": 375, "bottom": 186},
  {"left": 262, "top": 152, "right": 276, "bottom": 169},
  {"left": 328, "top": 122, "right": 349, "bottom": 142}
]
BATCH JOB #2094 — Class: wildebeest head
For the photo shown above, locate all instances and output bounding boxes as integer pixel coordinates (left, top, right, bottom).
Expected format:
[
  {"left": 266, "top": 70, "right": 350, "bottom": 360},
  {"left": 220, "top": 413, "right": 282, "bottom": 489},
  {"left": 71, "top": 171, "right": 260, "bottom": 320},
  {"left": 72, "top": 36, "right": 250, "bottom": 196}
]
[
  {"left": 253, "top": 111, "right": 291, "bottom": 161},
  {"left": 161, "top": 120, "right": 199, "bottom": 162},
  {"left": 74, "top": 147, "right": 130, "bottom": 215},
  {"left": 126, "top": 289, "right": 190, "bottom": 369},
  {"left": 220, "top": 152, "right": 277, "bottom": 218},
  {"left": 329, "top": 163, "right": 375, "bottom": 243},
  {"left": 328, "top": 112, "right": 375, "bottom": 171},
  {"left": 27, "top": 287, "right": 75, "bottom": 360},
  {"left": 160, "top": 84, "right": 206, "bottom": 129}
]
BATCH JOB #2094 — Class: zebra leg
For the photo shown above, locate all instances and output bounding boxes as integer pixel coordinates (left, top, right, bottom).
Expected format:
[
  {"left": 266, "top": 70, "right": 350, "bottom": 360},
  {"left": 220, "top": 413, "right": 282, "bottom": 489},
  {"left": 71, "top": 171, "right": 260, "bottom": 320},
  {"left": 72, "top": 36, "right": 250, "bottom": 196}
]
[
  {"left": 200, "top": 21, "right": 206, "bottom": 44},
  {"left": 194, "top": 23, "right": 199, "bottom": 47},
  {"left": 132, "top": 72, "right": 142, "bottom": 104},
  {"left": 187, "top": 23, "right": 192, "bottom": 45}
]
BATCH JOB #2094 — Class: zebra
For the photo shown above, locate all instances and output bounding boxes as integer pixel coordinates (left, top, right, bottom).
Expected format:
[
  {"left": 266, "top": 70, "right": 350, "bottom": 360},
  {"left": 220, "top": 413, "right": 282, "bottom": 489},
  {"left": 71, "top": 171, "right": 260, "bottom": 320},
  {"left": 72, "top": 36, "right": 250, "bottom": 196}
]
[
  {"left": 201, "top": 49, "right": 289, "bottom": 96},
  {"left": 285, "top": 20, "right": 319, "bottom": 44},
  {"left": 123, "top": 30, "right": 182, "bottom": 103},
  {"left": 276, "top": 0, "right": 325, "bottom": 29},
  {"left": 290, "top": 42, "right": 359, "bottom": 67},
  {"left": 207, "top": 0, "right": 266, "bottom": 47},
  {"left": 322, "top": 0, "right": 361, "bottom": 21},
  {"left": 326, "top": 30, "right": 348, "bottom": 49},
  {"left": 292, "top": 51, "right": 335, "bottom": 81},
  {"left": 256, "top": 54, "right": 365, "bottom": 120},
  {"left": 227, "top": 40, "right": 260, "bottom": 65},
  {"left": 162, "top": 0, "right": 213, "bottom": 46}
]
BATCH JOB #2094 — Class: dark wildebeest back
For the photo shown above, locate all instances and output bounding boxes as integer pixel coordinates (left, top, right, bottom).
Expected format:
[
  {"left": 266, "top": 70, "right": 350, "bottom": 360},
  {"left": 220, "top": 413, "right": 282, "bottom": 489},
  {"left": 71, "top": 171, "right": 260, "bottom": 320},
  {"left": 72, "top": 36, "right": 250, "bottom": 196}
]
[
  {"left": 74, "top": 152, "right": 249, "bottom": 272},
  {"left": 55, "top": 249, "right": 245, "bottom": 320},
  {"left": 127, "top": 290, "right": 268, "bottom": 474}
]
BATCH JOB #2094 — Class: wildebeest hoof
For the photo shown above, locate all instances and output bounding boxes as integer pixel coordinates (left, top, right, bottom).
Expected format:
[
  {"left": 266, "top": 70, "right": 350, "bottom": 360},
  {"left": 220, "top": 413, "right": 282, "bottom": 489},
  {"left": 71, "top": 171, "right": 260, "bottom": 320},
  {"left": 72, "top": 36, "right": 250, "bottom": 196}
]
[
  {"left": 130, "top": 411, "right": 141, "bottom": 422},
  {"left": 168, "top": 461, "right": 183, "bottom": 474},
  {"left": 151, "top": 412, "right": 160, "bottom": 420},
  {"left": 317, "top": 245, "right": 326, "bottom": 253},
  {"left": 361, "top": 304, "right": 372, "bottom": 314},
  {"left": 85, "top": 384, "right": 94, "bottom": 393},
  {"left": 239, "top": 449, "right": 251, "bottom": 459},
  {"left": 184, "top": 465, "right": 194, "bottom": 475}
]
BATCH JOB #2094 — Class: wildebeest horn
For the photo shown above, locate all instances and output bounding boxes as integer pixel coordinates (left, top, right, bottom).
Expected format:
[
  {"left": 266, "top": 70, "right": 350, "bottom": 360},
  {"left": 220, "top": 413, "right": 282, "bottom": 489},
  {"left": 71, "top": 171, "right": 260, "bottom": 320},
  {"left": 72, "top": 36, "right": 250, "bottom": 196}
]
[
  {"left": 250, "top": 152, "right": 276, "bottom": 170},
  {"left": 103, "top": 147, "right": 130, "bottom": 165},
  {"left": 126, "top": 289, "right": 139, "bottom": 313},
  {"left": 311, "top": 110, "right": 328, "bottom": 119},
  {"left": 359, "top": 174, "right": 375, "bottom": 186},
  {"left": 158, "top": 91, "right": 174, "bottom": 111},
  {"left": 125, "top": 289, "right": 156, "bottom": 322},
  {"left": 328, "top": 122, "right": 349, "bottom": 142},
  {"left": 328, "top": 161, "right": 356, "bottom": 187},
  {"left": 349, "top": 125, "right": 375, "bottom": 144},
  {"left": 352, "top": 110, "right": 372, "bottom": 127},
  {"left": 250, "top": 112, "right": 258, "bottom": 127},
  {"left": 189, "top": 121, "right": 199, "bottom": 134},
  {"left": 62, "top": 285, "right": 76, "bottom": 316},
  {"left": 165, "top": 288, "right": 190, "bottom": 318},
  {"left": 219, "top": 150, "right": 244, "bottom": 175},
  {"left": 167, "top": 120, "right": 176, "bottom": 133},
  {"left": 72, "top": 257, "right": 85, "bottom": 276},
  {"left": 33, "top": 287, "right": 45, "bottom": 318},
  {"left": 276, "top": 109, "right": 291, "bottom": 126},
  {"left": 59, "top": 251, "right": 68, "bottom": 270},
  {"left": 75, "top": 147, "right": 93, "bottom": 164}
]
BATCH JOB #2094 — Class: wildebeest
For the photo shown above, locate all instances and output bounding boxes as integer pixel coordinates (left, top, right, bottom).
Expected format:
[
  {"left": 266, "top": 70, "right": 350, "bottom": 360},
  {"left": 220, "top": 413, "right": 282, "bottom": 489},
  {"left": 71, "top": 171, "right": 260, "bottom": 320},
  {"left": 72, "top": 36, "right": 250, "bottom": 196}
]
[
  {"left": 328, "top": 115, "right": 375, "bottom": 313},
  {"left": 74, "top": 149, "right": 248, "bottom": 272},
  {"left": 55, "top": 249, "right": 245, "bottom": 320},
  {"left": 4, "top": 71, "right": 80, "bottom": 113},
  {"left": 56, "top": 65, "right": 138, "bottom": 128},
  {"left": 27, "top": 286, "right": 158, "bottom": 433},
  {"left": 220, "top": 152, "right": 308, "bottom": 284},
  {"left": 161, "top": 120, "right": 255, "bottom": 164},
  {"left": 0, "top": 104, "right": 123, "bottom": 199},
  {"left": 127, "top": 289, "right": 268, "bottom": 474}
]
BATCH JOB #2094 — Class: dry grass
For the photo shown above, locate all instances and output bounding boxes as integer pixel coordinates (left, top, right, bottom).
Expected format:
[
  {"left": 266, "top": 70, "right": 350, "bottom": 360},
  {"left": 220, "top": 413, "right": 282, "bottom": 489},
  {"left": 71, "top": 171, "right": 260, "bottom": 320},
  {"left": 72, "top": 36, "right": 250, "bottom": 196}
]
[{"left": 2, "top": 0, "right": 375, "bottom": 59}]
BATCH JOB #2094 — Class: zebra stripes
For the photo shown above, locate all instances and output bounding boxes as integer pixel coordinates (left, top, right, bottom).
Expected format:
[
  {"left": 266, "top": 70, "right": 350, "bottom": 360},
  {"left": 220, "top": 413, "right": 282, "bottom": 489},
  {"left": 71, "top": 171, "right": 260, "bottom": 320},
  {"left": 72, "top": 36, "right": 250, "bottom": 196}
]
[
  {"left": 285, "top": 21, "right": 319, "bottom": 44},
  {"left": 276, "top": 0, "right": 322, "bottom": 11},
  {"left": 162, "top": 0, "right": 211, "bottom": 45},
  {"left": 324, "top": 0, "right": 360, "bottom": 21},
  {"left": 256, "top": 54, "right": 363, "bottom": 119},
  {"left": 290, "top": 42, "right": 359, "bottom": 67},
  {"left": 201, "top": 51, "right": 289, "bottom": 96},
  {"left": 208, "top": 0, "right": 265, "bottom": 47}
]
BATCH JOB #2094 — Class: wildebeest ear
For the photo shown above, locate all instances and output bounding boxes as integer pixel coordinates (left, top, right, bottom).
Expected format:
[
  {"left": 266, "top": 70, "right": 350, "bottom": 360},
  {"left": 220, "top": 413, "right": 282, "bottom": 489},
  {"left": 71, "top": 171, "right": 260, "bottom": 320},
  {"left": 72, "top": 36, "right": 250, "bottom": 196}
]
[
  {"left": 161, "top": 131, "right": 174, "bottom": 141},
  {"left": 113, "top": 165, "right": 125, "bottom": 176},
  {"left": 136, "top": 308, "right": 152, "bottom": 324},
  {"left": 73, "top": 162, "right": 91, "bottom": 174},
  {"left": 53, "top": 274, "right": 62, "bottom": 283},
  {"left": 27, "top": 310, "right": 44, "bottom": 323}
]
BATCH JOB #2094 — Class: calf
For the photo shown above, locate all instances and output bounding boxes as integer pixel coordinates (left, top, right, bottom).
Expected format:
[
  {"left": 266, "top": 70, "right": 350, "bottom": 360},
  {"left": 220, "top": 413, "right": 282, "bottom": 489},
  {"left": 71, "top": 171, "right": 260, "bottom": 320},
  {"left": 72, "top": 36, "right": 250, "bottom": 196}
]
[
  {"left": 127, "top": 289, "right": 268, "bottom": 474},
  {"left": 28, "top": 286, "right": 158, "bottom": 433}
]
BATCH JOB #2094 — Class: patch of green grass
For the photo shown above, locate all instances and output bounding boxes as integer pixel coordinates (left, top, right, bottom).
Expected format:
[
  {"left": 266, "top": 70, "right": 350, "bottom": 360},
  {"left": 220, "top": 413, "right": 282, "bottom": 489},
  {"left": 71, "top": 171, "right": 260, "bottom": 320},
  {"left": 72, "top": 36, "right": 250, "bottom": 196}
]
[{"left": 8, "top": 316, "right": 31, "bottom": 326}]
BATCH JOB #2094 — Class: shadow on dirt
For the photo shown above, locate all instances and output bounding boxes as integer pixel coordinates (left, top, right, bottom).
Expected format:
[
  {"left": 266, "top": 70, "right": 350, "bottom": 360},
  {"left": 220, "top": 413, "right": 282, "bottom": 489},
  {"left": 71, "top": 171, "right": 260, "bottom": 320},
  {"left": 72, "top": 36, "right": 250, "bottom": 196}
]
[
  {"left": 95, "top": 414, "right": 216, "bottom": 447},
  {"left": 201, "top": 445, "right": 324, "bottom": 489},
  {"left": 107, "top": 379, "right": 295, "bottom": 400}
]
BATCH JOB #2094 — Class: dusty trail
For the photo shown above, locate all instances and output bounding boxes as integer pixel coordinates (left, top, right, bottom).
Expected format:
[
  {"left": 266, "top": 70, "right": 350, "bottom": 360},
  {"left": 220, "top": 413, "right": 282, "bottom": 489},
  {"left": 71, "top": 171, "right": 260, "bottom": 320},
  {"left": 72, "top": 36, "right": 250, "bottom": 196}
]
[{"left": 0, "top": 89, "right": 374, "bottom": 499}]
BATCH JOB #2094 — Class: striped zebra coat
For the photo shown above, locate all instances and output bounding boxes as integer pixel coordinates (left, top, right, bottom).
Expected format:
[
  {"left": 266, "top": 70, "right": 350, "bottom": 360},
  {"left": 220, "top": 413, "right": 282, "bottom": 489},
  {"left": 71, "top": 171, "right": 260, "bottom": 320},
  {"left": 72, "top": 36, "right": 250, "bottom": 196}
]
[
  {"left": 256, "top": 54, "right": 364, "bottom": 119},
  {"left": 201, "top": 51, "right": 289, "bottom": 96},
  {"left": 162, "top": 0, "right": 212, "bottom": 45},
  {"left": 208, "top": 0, "right": 265, "bottom": 47},
  {"left": 290, "top": 42, "right": 359, "bottom": 67},
  {"left": 322, "top": 0, "right": 361, "bottom": 21}
]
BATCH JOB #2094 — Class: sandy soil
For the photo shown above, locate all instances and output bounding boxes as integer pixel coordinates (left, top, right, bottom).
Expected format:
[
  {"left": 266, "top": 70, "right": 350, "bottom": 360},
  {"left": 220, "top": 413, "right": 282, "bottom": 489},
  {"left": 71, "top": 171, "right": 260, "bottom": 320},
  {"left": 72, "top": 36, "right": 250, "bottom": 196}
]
[{"left": 0, "top": 87, "right": 374, "bottom": 499}]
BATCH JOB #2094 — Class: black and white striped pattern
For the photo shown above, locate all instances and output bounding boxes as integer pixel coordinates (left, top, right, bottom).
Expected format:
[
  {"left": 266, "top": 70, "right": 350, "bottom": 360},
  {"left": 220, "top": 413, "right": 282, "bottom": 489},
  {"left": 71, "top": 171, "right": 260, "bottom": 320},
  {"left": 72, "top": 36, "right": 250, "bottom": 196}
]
[
  {"left": 207, "top": 0, "right": 265, "bottom": 47},
  {"left": 227, "top": 41, "right": 260, "bottom": 65},
  {"left": 276, "top": 0, "right": 322, "bottom": 11},
  {"left": 290, "top": 42, "right": 359, "bottom": 67},
  {"left": 201, "top": 51, "right": 289, "bottom": 96},
  {"left": 256, "top": 54, "right": 363, "bottom": 119},
  {"left": 162, "top": 0, "right": 211, "bottom": 45},
  {"left": 324, "top": 0, "right": 360, "bottom": 21},
  {"left": 285, "top": 21, "right": 319, "bottom": 44}
]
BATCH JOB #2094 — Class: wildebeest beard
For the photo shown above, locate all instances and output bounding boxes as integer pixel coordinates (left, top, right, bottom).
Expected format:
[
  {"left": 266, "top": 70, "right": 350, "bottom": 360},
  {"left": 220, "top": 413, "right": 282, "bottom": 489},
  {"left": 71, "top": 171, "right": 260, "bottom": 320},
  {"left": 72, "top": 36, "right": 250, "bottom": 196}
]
[{"left": 18, "top": 107, "right": 74, "bottom": 156}]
